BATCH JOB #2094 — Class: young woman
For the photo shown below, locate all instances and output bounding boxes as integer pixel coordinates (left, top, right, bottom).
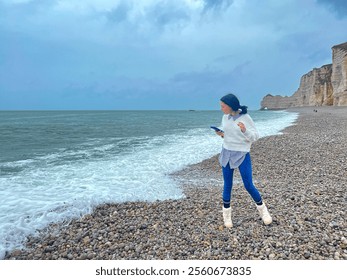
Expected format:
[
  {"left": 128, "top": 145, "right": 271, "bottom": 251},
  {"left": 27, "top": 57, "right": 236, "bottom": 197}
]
[{"left": 215, "top": 93, "right": 272, "bottom": 228}]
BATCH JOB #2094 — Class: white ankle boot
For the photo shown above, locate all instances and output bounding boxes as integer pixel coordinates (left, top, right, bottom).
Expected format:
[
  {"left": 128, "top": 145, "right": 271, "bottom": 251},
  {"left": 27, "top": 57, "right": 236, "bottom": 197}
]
[
  {"left": 256, "top": 203, "right": 272, "bottom": 225},
  {"left": 222, "top": 207, "right": 233, "bottom": 228}
]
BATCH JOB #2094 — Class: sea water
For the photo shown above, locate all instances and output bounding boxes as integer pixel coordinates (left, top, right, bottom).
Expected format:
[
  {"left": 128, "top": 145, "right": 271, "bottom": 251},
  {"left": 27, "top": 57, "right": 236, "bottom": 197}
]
[{"left": 0, "top": 110, "right": 298, "bottom": 258}]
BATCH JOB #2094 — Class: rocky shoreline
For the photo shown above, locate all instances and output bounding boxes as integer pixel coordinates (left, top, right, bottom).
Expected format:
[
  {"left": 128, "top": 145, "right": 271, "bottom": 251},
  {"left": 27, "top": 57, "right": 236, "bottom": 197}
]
[{"left": 5, "top": 107, "right": 347, "bottom": 260}]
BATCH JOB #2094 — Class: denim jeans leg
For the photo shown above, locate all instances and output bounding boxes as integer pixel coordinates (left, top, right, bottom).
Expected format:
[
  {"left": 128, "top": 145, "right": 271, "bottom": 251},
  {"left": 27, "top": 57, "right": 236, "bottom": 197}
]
[
  {"left": 238, "top": 153, "right": 262, "bottom": 204},
  {"left": 222, "top": 163, "right": 234, "bottom": 204}
]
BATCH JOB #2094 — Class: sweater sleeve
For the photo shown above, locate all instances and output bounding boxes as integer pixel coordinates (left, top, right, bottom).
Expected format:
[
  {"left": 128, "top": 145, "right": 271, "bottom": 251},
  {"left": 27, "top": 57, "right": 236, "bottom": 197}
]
[
  {"left": 242, "top": 114, "right": 259, "bottom": 143},
  {"left": 221, "top": 114, "right": 226, "bottom": 130}
]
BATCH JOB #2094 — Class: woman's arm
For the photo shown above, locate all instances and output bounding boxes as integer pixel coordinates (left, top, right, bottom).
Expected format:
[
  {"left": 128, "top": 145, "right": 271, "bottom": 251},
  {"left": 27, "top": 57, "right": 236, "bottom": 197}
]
[{"left": 239, "top": 115, "right": 259, "bottom": 142}]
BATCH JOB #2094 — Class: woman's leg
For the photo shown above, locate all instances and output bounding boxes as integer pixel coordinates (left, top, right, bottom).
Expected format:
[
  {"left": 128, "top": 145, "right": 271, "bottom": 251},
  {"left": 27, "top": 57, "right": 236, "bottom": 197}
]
[
  {"left": 239, "top": 153, "right": 272, "bottom": 225},
  {"left": 222, "top": 163, "right": 234, "bottom": 208},
  {"left": 222, "top": 163, "right": 234, "bottom": 228},
  {"left": 238, "top": 153, "right": 262, "bottom": 204}
]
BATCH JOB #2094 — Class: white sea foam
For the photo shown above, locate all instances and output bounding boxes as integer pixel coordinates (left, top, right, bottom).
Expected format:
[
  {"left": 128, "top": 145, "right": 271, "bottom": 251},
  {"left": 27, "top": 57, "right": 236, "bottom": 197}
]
[
  {"left": 255, "top": 110, "right": 299, "bottom": 137},
  {"left": 0, "top": 110, "right": 298, "bottom": 258}
]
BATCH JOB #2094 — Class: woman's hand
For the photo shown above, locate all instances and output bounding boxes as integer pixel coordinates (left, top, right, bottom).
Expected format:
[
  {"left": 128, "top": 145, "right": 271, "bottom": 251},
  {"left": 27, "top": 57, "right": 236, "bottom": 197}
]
[
  {"left": 216, "top": 131, "right": 224, "bottom": 138},
  {"left": 237, "top": 122, "right": 246, "bottom": 133}
]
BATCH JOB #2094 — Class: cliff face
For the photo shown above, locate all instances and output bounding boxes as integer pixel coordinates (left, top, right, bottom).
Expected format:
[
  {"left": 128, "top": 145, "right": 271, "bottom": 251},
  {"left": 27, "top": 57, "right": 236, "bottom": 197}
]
[
  {"left": 261, "top": 42, "right": 347, "bottom": 109},
  {"left": 332, "top": 42, "right": 347, "bottom": 105},
  {"left": 261, "top": 94, "right": 295, "bottom": 109},
  {"left": 291, "top": 64, "right": 333, "bottom": 106}
]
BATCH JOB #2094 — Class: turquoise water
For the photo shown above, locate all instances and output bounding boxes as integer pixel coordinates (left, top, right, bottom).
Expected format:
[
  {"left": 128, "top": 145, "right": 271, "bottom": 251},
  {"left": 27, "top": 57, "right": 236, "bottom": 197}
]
[{"left": 0, "top": 110, "right": 298, "bottom": 257}]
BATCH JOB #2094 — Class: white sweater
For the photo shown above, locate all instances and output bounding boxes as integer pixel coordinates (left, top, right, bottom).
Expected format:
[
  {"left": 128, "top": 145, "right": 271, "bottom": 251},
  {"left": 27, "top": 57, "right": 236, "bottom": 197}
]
[{"left": 221, "top": 113, "right": 259, "bottom": 152}]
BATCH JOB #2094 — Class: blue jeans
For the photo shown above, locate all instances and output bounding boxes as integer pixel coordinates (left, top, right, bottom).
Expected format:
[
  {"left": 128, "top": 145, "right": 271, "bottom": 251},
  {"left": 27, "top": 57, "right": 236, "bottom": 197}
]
[{"left": 222, "top": 153, "right": 262, "bottom": 205}]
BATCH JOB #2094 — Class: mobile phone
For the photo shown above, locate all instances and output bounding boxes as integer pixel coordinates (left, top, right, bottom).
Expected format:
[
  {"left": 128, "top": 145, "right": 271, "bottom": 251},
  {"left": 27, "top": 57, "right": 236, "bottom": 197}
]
[{"left": 210, "top": 126, "right": 224, "bottom": 133}]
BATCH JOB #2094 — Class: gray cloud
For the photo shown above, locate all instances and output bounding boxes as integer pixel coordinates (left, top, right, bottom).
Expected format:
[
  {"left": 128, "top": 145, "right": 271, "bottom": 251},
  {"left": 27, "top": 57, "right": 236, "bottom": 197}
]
[
  {"left": 202, "top": 0, "right": 234, "bottom": 13},
  {"left": 316, "top": 0, "right": 347, "bottom": 18},
  {"left": 106, "top": 2, "right": 131, "bottom": 23},
  {"left": 103, "top": 1, "right": 191, "bottom": 35},
  {"left": 1, "top": 0, "right": 347, "bottom": 110},
  {"left": 147, "top": 1, "right": 190, "bottom": 28}
]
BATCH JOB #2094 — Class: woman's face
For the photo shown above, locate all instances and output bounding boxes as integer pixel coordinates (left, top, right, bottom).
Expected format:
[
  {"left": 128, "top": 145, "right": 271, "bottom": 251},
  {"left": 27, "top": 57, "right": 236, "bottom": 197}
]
[{"left": 220, "top": 101, "right": 232, "bottom": 114}]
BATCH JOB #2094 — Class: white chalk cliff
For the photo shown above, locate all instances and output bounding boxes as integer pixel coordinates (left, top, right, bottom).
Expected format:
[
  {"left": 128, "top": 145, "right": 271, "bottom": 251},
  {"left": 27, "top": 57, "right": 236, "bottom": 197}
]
[{"left": 261, "top": 42, "right": 347, "bottom": 109}]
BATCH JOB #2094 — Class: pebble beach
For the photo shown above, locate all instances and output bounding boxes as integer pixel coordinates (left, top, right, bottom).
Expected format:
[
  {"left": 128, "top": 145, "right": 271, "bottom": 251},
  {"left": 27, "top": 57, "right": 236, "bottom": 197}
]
[{"left": 4, "top": 107, "right": 347, "bottom": 260}]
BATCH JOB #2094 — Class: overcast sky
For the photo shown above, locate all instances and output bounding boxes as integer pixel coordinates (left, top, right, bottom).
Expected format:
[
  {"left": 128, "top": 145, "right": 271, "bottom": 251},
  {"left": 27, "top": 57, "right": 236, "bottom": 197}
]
[{"left": 0, "top": 0, "right": 346, "bottom": 110}]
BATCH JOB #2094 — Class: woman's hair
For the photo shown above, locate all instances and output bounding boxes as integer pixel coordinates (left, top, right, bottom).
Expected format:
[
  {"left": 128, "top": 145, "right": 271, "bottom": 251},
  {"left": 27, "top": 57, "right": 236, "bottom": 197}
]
[{"left": 220, "top": 93, "right": 248, "bottom": 114}]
